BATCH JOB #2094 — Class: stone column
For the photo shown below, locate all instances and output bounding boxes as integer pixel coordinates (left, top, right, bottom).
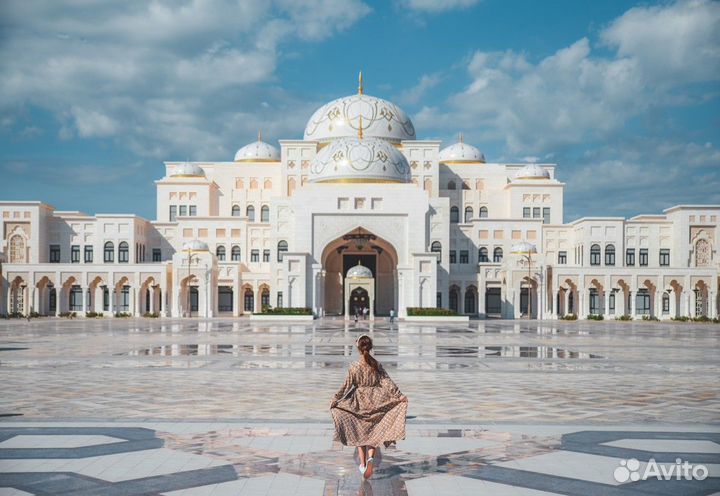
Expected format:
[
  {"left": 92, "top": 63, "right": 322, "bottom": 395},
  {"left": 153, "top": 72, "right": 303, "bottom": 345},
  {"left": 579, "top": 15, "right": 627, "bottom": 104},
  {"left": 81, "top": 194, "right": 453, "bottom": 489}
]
[
  {"left": 108, "top": 286, "right": 115, "bottom": 315},
  {"left": 688, "top": 291, "right": 695, "bottom": 318},
  {"left": 710, "top": 291, "right": 717, "bottom": 319},
  {"left": 478, "top": 280, "right": 487, "bottom": 318},
  {"left": 232, "top": 279, "right": 240, "bottom": 317},
  {"left": 172, "top": 286, "right": 181, "bottom": 318},
  {"left": 669, "top": 289, "right": 677, "bottom": 318},
  {"left": 551, "top": 289, "right": 558, "bottom": 318},
  {"left": 604, "top": 289, "right": 610, "bottom": 316},
  {"left": 130, "top": 287, "right": 137, "bottom": 316},
  {"left": 81, "top": 286, "right": 88, "bottom": 314},
  {"left": 207, "top": 277, "right": 215, "bottom": 318},
  {"left": 629, "top": 288, "right": 635, "bottom": 318},
  {"left": 149, "top": 287, "right": 156, "bottom": 314},
  {"left": 654, "top": 290, "right": 662, "bottom": 319},
  {"left": 33, "top": 286, "right": 40, "bottom": 315}
]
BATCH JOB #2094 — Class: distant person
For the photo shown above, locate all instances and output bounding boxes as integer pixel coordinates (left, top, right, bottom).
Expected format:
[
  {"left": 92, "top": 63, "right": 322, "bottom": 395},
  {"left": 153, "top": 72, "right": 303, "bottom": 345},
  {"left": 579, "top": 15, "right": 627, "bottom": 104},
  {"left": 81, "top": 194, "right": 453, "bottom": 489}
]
[
  {"left": 389, "top": 309, "right": 395, "bottom": 323},
  {"left": 330, "top": 334, "right": 408, "bottom": 480},
  {"left": 354, "top": 307, "right": 359, "bottom": 323},
  {"left": 363, "top": 306, "right": 369, "bottom": 320}
]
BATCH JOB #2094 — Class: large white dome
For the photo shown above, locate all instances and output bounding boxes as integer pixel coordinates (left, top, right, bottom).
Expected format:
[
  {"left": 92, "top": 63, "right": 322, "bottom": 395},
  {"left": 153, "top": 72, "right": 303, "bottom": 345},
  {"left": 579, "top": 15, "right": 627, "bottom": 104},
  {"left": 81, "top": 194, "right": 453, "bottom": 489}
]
[
  {"left": 234, "top": 133, "right": 280, "bottom": 162},
  {"left": 309, "top": 136, "right": 411, "bottom": 184},
  {"left": 439, "top": 136, "right": 485, "bottom": 164},
  {"left": 304, "top": 77, "right": 415, "bottom": 144}
]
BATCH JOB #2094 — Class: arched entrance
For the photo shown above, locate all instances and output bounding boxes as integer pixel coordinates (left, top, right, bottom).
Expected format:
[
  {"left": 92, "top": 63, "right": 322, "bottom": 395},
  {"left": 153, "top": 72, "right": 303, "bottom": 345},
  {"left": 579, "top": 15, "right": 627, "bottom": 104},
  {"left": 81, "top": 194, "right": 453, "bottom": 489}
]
[
  {"left": 349, "top": 287, "right": 369, "bottom": 317},
  {"left": 321, "top": 228, "right": 398, "bottom": 316}
]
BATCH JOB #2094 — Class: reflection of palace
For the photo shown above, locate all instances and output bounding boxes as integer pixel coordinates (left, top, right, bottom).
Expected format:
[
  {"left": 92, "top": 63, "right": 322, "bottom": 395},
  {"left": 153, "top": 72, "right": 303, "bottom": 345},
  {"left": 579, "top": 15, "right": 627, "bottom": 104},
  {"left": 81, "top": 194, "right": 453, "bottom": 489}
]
[{"left": 1, "top": 75, "right": 718, "bottom": 320}]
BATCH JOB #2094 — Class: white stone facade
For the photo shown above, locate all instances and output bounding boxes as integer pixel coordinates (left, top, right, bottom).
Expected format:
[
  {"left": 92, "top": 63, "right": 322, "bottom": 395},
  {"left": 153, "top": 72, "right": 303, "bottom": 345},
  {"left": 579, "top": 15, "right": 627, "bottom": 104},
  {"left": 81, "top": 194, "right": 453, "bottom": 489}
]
[{"left": 1, "top": 85, "right": 718, "bottom": 320}]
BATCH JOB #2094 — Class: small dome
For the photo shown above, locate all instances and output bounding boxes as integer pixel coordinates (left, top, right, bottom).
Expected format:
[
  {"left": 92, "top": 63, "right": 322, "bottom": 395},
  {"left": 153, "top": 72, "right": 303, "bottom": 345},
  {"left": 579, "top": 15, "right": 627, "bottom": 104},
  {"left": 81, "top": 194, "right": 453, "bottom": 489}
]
[
  {"left": 514, "top": 164, "right": 550, "bottom": 180},
  {"left": 347, "top": 262, "right": 373, "bottom": 279},
  {"left": 439, "top": 136, "right": 485, "bottom": 164},
  {"left": 510, "top": 241, "right": 538, "bottom": 255},
  {"left": 310, "top": 136, "right": 411, "bottom": 184},
  {"left": 304, "top": 74, "right": 415, "bottom": 144},
  {"left": 170, "top": 162, "right": 205, "bottom": 177},
  {"left": 182, "top": 239, "right": 209, "bottom": 252},
  {"left": 234, "top": 133, "right": 280, "bottom": 162}
]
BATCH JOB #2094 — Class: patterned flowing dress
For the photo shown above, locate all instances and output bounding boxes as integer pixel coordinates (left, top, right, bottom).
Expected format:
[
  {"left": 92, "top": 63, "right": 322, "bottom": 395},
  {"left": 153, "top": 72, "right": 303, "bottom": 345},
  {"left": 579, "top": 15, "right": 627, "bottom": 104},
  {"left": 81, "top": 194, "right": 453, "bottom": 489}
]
[{"left": 331, "top": 360, "right": 407, "bottom": 447}]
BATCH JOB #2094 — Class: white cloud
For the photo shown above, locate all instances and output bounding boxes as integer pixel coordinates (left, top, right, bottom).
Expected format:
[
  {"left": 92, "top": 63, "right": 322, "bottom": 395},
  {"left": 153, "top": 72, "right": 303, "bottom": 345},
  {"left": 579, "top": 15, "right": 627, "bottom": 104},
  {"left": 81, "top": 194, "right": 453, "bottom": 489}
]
[
  {"left": 561, "top": 138, "right": 720, "bottom": 219},
  {"left": 399, "top": 0, "right": 480, "bottom": 12},
  {"left": 398, "top": 73, "right": 443, "bottom": 105},
  {"left": 601, "top": 0, "right": 720, "bottom": 84},
  {"left": 0, "top": 0, "right": 369, "bottom": 159},
  {"left": 414, "top": 0, "right": 719, "bottom": 157}
]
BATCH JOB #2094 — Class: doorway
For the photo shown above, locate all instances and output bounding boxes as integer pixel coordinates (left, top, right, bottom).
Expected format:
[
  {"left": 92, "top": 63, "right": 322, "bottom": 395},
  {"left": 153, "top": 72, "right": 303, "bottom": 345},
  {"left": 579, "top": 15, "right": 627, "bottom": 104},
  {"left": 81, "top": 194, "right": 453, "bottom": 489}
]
[{"left": 349, "top": 287, "right": 369, "bottom": 317}]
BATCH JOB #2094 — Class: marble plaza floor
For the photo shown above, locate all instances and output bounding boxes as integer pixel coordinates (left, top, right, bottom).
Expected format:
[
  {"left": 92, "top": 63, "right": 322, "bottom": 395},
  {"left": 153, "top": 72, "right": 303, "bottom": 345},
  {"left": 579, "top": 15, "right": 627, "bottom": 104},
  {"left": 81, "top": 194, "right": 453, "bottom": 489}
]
[{"left": 0, "top": 317, "right": 718, "bottom": 495}]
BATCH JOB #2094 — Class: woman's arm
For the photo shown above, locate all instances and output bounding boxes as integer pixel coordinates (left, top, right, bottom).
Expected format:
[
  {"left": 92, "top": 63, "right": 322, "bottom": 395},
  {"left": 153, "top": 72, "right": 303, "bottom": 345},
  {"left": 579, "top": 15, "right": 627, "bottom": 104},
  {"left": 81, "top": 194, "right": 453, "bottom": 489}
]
[{"left": 379, "top": 365, "right": 404, "bottom": 399}]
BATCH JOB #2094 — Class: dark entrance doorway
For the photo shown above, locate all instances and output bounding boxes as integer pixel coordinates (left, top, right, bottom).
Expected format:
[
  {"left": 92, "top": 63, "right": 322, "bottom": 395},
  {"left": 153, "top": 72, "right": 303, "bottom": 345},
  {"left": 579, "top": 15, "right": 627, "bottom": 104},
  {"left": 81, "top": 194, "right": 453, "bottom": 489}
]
[
  {"left": 349, "top": 287, "right": 369, "bottom": 318},
  {"left": 342, "top": 254, "right": 376, "bottom": 315}
]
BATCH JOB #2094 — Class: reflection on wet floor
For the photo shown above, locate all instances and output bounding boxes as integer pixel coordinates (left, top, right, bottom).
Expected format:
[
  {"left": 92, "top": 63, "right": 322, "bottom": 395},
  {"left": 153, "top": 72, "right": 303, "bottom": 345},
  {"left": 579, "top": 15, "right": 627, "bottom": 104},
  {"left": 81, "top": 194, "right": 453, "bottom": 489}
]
[{"left": 121, "top": 344, "right": 603, "bottom": 359}]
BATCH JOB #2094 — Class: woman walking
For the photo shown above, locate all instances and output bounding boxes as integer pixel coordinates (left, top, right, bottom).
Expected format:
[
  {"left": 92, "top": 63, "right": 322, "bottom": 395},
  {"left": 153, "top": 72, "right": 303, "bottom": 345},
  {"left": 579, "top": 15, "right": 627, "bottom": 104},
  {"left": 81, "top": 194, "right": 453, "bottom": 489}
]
[{"left": 330, "top": 334, "right": 408, "bottom": 479}]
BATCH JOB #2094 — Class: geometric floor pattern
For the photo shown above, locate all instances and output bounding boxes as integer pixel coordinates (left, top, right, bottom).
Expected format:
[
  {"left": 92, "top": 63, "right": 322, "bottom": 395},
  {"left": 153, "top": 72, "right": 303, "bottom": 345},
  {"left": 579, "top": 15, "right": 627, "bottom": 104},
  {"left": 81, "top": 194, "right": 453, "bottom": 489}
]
[
  {"left": 0, "top": 422, "right": 718, "bottom": 495},
  {"left": 1, "top": 317, "right": 719, "bottom": 494}
]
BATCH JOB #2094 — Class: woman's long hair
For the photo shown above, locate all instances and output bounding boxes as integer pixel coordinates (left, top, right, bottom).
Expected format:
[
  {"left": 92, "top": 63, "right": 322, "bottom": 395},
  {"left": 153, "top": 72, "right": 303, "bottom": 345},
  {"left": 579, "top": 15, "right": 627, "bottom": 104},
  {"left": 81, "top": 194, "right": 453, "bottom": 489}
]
[{"left": 357, "top": 335, "right": 379, "bottom": 373}]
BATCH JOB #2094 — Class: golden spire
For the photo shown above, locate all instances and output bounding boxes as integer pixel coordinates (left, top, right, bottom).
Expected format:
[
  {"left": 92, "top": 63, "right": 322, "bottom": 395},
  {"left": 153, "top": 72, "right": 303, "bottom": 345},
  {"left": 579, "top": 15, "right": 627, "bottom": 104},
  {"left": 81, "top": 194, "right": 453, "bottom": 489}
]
[
  {"left": 358, "top": 115, "right": 363, "bottom": 140},
  {"left": 258, "top": 130, "right": 262, "bottom": 142},
  {"left": 358, "top": 71, "right": 363, "bottom": 95}
]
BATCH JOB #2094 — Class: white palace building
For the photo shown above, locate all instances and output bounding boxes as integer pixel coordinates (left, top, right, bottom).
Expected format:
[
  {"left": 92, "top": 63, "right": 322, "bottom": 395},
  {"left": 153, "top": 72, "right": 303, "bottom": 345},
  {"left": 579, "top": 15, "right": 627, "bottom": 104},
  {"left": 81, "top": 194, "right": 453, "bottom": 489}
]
[{"left": 1, "top": 76, "right": 719, "bottom": 320}]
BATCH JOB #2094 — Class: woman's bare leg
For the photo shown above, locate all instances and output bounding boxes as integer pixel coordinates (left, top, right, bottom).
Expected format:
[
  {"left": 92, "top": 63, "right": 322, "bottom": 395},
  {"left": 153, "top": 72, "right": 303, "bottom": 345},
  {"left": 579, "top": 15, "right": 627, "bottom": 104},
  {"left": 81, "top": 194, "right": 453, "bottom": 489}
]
[
  {"left": 364, "top": 446, "right": 376, "bottom": 478},
  {"left": 357, "top": 446, "right": 367, "bottom": 467}
]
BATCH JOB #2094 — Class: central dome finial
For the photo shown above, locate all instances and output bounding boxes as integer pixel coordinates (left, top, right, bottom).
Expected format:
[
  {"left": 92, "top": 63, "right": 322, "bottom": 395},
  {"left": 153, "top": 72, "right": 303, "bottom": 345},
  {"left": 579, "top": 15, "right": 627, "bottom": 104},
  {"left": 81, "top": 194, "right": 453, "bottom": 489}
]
[
  {"left": 358, "top": 71, "right": 363, "bottom": 95},
  {"left": 358, "top": 115, "right": 363, "bottom": 140}
]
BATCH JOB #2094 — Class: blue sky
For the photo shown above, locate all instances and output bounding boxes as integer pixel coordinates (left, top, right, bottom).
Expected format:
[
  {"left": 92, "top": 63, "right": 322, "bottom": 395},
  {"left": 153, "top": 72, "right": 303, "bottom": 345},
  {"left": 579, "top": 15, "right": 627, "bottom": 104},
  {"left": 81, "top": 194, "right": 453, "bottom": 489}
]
[{"left": 1, "top": 0, "right": 718, "bottom": 221}]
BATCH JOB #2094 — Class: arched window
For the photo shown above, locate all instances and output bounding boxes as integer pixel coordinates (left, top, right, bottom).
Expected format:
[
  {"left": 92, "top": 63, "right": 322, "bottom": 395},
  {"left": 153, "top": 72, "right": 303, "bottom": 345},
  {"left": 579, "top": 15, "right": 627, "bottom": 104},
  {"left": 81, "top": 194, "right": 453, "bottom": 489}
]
[
  {"left": 231, "top": 245, "right": 241, "bottom": 261},
  {"left": 431, "top": 241, "right": 442, "bottom": 264},
  {"left": 246, "top": 205, "right": 255, "bottom": 222},
  {"left": 479, "top": 206, "right": 488, "bottom": 218},
  {"left": 423, "top": 178, "right": 432, "bottom": 193},
  {"left": 231, "top": 205, "right": 241, "bottom": 217},
  {"left": 449, "top": 287, "right": 459, "bottom": 313},
  {"left": 261, "top": 288, "right": 270, "bottom": 308},
  {"left": 493, "top": 247, "right": 503, "bottom": 263},
  {"left": 9, "top": 234, "right": 25, "bottom": 263},
  {"left": 464, "top": 288, "right": 476, "bottom": 314},
  {"left": 287, "top": 177, "right": 296, "bottom": 196},
  {"left": 447, "top": 180, "right": 456, "bottom": 190},
  {"left": 464, "top": 206, "right": 473, "bottom": 223},
  {"left": 263, "top": 179, "right": 272, "bottom": 189},
  {"left": 104, "top": 241, "right": 114, "bottom": 263},
  {"left": 662, "top": 291, "right": 670, "bottom": 314},
  {"left": 590, "top": 244, "right": 601, "bottom": 266},
  {"left": 450, "top": 206, "right": 459, "bottom": 223},
  {"left": 479, "top": 247, "right": 489, "bottom": 262},
  {"left": 244, "top": 288, "right": 254, "bottom": 312},
  {"left": 260, "top": 205, "right": 270, "bottom": 222},
  {"left": 462, "top": 180, "right": 470, "bottom": 190},
  {"left": 118, "top": 242, "right": 129, "bottom": 263},
  {"left": 216, "top": 245, "right": 226, "bottom": 261},
  {"left": 277, "top": 240, "right": 288, "bottom": 262},
  {"left": 605, "top": 244, "right": 615, "bottom": 266}
]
